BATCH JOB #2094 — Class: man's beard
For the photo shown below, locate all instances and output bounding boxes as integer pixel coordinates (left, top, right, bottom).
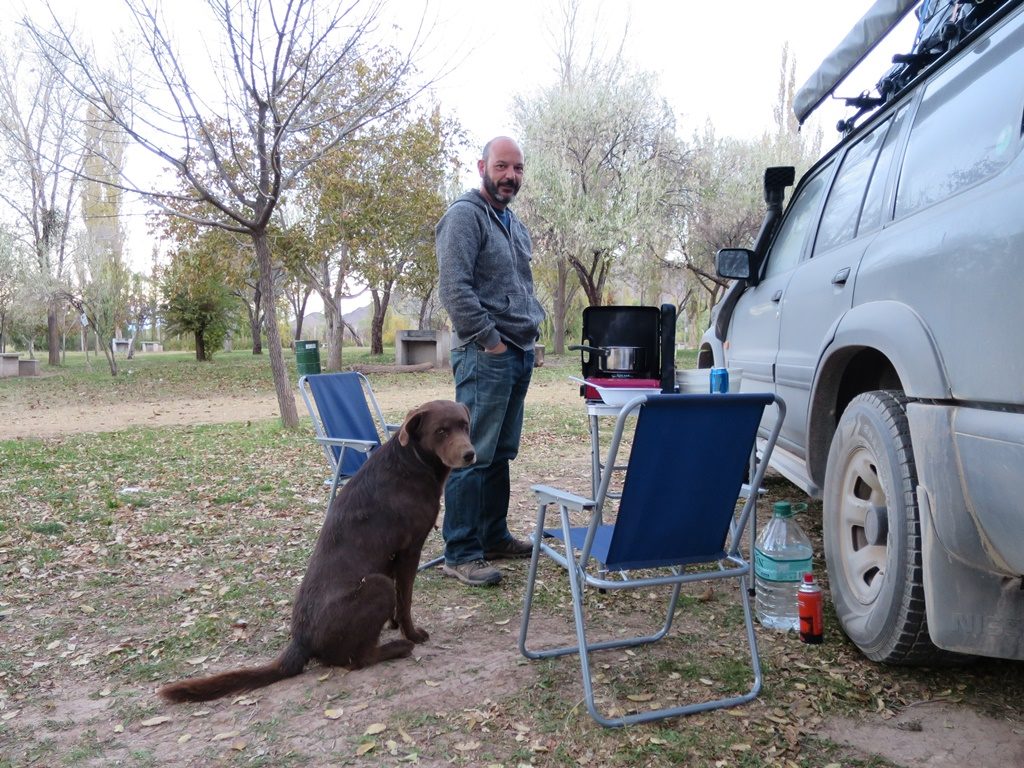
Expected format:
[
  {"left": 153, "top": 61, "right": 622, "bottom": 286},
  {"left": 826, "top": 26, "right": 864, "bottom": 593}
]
[{"left": 484, "top": 174, "right": 519, "bottom": 204}]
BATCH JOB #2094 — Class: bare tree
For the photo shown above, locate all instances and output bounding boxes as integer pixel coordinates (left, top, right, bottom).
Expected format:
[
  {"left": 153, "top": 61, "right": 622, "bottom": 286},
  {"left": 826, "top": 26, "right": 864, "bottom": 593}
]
[
  {"left": 0, "top": 31, "right": 86, "bottom": 366},
  {"left": 26, "top": 0, "right": 429, "bottom": 427},
  {"left": 514, "top": 0, "right": 685, "bottom": 352}
]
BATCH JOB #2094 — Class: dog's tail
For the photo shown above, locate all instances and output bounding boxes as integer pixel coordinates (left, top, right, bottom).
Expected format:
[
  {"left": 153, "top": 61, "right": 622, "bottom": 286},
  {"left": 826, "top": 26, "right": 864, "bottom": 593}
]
[{"left": 157, "top": 640, "right": 309, "bottom": 703}]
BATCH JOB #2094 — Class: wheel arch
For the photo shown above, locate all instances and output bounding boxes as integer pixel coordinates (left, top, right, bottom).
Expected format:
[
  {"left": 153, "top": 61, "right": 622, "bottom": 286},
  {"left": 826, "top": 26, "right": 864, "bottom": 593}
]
[{"left": 806, "top": 301, "right": 951, "bottom": 490}]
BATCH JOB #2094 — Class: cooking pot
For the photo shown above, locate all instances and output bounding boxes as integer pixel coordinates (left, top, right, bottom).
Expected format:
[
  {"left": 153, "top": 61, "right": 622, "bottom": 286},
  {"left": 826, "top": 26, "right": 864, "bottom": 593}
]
[{"left": 568, "top": 344, "right": 647, "bottom": 374}]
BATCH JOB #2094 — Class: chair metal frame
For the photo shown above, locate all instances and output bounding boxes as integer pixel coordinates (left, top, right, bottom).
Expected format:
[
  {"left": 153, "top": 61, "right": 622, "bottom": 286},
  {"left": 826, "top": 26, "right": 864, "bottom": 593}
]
[{"left": 518, "top": 392, "right": 786, "bottom": 727}]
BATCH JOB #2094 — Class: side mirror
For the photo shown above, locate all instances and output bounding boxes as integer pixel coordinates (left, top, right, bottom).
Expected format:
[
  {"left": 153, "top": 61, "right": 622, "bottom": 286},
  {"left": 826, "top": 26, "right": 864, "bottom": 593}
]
[{"left": 716, "top": 248, "right": 755, "bottom": 280}]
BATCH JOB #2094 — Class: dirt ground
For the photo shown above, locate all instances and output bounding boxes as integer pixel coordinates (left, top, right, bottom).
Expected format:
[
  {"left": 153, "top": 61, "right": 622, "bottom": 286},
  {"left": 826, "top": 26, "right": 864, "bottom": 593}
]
[{"left": 3, "top": 378, "right": 1023, "bottom": 767}]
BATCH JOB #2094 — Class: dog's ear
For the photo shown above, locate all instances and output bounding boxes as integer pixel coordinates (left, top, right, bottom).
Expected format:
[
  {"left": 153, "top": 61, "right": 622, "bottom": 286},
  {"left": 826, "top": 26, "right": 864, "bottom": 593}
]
[
  {"left": 460, "top": 402, "right": 471, "bottom": 425},
  {"left": 398, "top": 405, "right": 425, "bottom": 446}
]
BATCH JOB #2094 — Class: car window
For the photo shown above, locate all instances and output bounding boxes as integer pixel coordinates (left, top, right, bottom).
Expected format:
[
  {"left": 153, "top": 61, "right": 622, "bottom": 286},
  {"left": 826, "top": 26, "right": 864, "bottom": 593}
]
[
  {"left": 858, "top": 104, "right": 909, "bottom": 233},
  {"left": 895, "top": 18, "right": 1024, "bottom": 217},
  {"left": 815, "top": 116, "right": 893, "bottom": 253},
  {"left": 763, "top": 162, "right": 834, "bottom": 279}
]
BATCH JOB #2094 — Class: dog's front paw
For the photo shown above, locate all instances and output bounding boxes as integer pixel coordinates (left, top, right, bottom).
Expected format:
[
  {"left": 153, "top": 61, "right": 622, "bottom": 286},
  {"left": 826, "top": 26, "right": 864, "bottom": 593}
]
[{"left": 405, "top": 626, "right": 429, "bottom": 643}]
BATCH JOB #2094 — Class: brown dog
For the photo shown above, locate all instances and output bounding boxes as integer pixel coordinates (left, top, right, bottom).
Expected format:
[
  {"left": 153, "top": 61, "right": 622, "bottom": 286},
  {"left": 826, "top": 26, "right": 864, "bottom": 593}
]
[{"left": 158, "top": 400, "right": 474, "bottom": 703}]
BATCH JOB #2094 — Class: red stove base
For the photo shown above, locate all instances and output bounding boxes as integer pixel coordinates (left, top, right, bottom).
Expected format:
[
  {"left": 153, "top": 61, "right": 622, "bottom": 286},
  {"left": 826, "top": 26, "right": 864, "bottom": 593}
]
[{"left": 582, "top": 377, "right": 660, "bottom": 402}]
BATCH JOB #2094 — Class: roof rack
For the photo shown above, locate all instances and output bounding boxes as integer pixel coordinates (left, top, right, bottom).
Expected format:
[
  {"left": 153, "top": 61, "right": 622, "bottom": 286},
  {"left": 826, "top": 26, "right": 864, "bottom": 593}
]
[{"left": 794, "top": 0, "right": 1018, "bottom": 133}]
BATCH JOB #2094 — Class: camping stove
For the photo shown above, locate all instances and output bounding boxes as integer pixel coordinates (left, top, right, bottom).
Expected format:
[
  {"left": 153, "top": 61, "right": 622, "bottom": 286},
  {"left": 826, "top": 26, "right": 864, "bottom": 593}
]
[{"left": 573, "top": 304, "right": 677, "bottom": 402}]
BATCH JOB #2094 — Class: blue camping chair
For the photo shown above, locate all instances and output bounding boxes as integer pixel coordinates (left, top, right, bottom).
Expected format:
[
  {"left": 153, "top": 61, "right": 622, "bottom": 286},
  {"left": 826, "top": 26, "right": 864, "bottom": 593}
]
[
  {"left": 299, "top": 371, "right": 444, "bottom": 572},
  {"left": 299, "top": 371, "right": 398, "bottom": 504},
  {"left": 519, "top": 392, "right": 785, "bottom": 727}
]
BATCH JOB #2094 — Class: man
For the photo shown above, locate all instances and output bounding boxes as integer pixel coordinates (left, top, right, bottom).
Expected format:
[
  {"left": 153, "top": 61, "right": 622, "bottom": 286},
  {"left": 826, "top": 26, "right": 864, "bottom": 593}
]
[{"left": 435, "top": 136, "right": 545, "bottom": 587}]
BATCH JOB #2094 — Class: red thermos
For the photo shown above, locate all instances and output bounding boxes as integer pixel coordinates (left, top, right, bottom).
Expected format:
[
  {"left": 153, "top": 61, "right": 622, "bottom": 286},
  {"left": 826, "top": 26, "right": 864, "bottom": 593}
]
[{"left": 798, "top": 572, "right": 824, "bottom": 644}]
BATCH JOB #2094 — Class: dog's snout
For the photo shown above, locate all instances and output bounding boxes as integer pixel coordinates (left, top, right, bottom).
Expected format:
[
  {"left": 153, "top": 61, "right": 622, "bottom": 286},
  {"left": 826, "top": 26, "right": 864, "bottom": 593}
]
[{"left": 462, "top": 449, "right": 476, "bottom": 466}]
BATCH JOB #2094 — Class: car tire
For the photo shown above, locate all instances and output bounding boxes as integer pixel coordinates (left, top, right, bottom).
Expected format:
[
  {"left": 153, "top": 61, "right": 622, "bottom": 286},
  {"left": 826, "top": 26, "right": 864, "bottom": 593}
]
[{"left": 823, "top": 390, "right": 953, "bottom": 664}]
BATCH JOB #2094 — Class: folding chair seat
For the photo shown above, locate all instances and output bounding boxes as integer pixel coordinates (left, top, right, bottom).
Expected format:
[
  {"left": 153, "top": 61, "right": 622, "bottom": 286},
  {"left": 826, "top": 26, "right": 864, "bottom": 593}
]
[{"left": 518, "top": 392, "right": 785, "bottom": 727}]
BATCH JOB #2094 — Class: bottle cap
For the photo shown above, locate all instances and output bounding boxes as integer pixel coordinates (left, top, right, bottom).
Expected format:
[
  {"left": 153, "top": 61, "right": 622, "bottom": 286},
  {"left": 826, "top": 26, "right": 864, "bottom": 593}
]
[
  {"left": 772, "top": 501, "right": 793, "bottom": 517},
  {"left": 802, "top": 572, "right": 814, "bottom": 583}
]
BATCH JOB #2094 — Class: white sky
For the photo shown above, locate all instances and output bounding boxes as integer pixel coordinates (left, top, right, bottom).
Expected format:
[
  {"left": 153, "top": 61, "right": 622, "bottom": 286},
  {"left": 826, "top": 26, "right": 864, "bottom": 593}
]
[
  {"left": 402, "top": 0, "right": 919, "bottom": 156},
  {"left": 4, "top": 0, "right": 920, "bottom": 289}
]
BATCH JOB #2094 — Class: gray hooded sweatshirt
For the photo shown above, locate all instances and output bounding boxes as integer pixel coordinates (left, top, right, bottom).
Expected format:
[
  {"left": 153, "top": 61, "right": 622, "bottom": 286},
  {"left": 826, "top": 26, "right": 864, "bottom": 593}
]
[{"left": 436, "top": 190, "right": 545, "bottom": 351}]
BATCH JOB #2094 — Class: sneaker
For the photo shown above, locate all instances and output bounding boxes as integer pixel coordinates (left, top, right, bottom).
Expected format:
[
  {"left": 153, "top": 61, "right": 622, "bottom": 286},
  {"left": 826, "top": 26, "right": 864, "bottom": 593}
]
[
  {"left": 443, "top": 560, "right": 502, "bottom": 587},
  {"left": 484, "top": 536, "right": 534, "bottom": 560}
]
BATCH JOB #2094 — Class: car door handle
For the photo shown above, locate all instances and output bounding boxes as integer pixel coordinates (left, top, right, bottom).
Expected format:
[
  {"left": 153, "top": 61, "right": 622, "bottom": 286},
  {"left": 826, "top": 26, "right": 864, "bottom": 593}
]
[
  {"left": 772, "top": 290, "right": 783, "bottom": 302},
  {"left": 832, "top": 267, "right": 851, "bottom": 285}
]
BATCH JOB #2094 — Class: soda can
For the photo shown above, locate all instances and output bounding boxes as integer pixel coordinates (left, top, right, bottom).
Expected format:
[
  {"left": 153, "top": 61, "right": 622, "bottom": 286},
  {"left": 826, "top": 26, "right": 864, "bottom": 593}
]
[{"left": 710, "top": 367, "right": 729, "bottom": 393}]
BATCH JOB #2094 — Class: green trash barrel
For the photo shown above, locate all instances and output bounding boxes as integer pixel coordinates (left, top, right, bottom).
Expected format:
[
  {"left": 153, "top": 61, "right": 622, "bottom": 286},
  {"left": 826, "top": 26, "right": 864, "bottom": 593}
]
[{"left": 295, "top": 340, "right": 321, "bottom": 376}]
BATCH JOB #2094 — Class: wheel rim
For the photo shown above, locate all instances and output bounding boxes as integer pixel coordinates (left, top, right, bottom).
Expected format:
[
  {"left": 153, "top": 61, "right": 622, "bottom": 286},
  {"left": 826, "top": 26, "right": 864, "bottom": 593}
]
[{"left": 837, "top": 446, "right": 889, "bottom": 605}]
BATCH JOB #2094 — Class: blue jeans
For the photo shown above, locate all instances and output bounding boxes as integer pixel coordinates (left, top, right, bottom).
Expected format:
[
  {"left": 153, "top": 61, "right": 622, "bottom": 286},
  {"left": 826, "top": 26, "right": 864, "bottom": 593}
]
[{"left": 443, "top": 344, "right": 535, "bottom": 565}]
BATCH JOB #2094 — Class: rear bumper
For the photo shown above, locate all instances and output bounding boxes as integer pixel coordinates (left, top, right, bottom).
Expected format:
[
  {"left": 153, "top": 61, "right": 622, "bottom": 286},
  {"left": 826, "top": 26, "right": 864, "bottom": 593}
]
[{"left": 907, "top": 402, "right": 1024, "bottom": 659}]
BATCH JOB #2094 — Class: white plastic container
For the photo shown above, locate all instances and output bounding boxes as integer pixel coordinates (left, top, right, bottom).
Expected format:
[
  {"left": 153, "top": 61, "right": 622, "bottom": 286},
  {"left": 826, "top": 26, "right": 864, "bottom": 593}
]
[
  {"left": 754, "top": 501, "right": 813, "bottom": 631},
  {"left": 566, "top": 377, "right": 660, "bottom": 406},
  {"left": 675, "top": 368, "right": 744, "bottom": 393}
]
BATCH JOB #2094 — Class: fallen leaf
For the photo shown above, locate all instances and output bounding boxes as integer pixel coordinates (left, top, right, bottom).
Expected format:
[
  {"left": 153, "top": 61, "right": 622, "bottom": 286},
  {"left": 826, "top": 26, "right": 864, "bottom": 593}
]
[
  {"left": 140, "top": 716, "right": 171, "bottom": 727},
  {"left": 186, "top": 655, "right": 208, "bottom": 665},
  {"left": 730, "top": 743, "right": 751, "bottom": 752},
  {"left": 177, "top": 734, "right": 191, "bottom": 744},
  {"left": 356, "top": 742, "right": 375, "bottom": 756},
  {"left": 626, "top": 693, "right": 654, "bottom": 702},
  {"left": 212, "top": 730, "right": 240, "bottom": 741},
  {"left": 364, "top": 722, "right": 386, "bottom": 735},
  {"left": 424, "top": 680, "right": 440, "bottom": 687},
  {"left": 454, "top": 740, "right": 481, "bottom": 751},
  {"left": 324, "top": 708, "right": 344, "bottom": 720}
]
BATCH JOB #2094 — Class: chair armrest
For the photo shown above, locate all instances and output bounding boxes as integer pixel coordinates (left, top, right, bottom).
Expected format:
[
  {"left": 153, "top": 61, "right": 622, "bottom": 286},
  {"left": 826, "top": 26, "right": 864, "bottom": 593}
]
[
  {"left": 315, "top": 436, "right": 377, "bottom": 453},
  {"left": 384, "top": 423, "right": 401, "bottom": 435},
  {"left": 531, "top": 484, "right": 595, "bottom": 511}
]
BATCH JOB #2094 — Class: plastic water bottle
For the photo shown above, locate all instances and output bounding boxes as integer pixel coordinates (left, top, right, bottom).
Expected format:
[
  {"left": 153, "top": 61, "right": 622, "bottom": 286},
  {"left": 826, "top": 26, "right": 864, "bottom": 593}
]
[{"left": 754, "top": 501, "right": 812, "bottom": 631}]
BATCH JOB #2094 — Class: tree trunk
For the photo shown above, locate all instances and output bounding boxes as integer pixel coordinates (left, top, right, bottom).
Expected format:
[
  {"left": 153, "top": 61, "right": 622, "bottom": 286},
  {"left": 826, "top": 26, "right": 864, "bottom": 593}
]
[
  {"left": 96, "top": 330, "right": 118, "bottom": 376},
  {"left": 249, "top": 285, "right": 263, "bottom": 354},
  {"left": 322, "top": 296, "right": 344, "bottom": 371},
  {"left": 370, "top": 288, "right": 391, "bottom": 356},
  {"left": 552, "top": 259, "right": 569, "bottom": 354},
  {"left": 47, "top": 304, "right": 60, "bottom": 366},
  {"left": 253, "top": 230, "right": 299, "bottom": 428},
  {"left": 195, "top": 331, "right": 205, "bottom": 361},
  {"left": 343, "top": 318, "right": 363, "bottom": 347}
]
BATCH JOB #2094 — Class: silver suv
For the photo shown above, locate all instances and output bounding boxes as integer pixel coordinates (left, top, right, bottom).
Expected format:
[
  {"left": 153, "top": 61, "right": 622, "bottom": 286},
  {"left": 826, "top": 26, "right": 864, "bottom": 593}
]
[{"left": 703, "top": 0, "right": 1024, "bottom": 663}]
